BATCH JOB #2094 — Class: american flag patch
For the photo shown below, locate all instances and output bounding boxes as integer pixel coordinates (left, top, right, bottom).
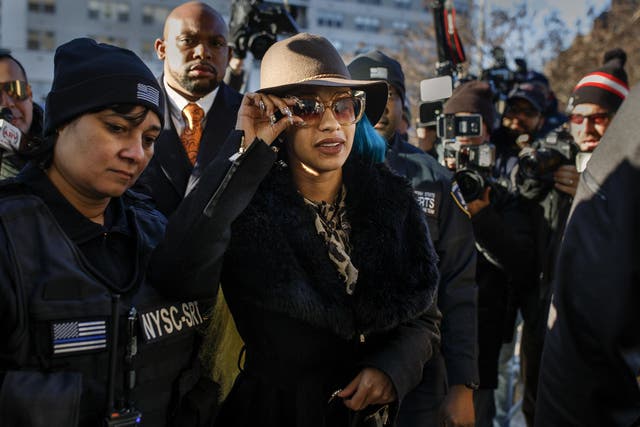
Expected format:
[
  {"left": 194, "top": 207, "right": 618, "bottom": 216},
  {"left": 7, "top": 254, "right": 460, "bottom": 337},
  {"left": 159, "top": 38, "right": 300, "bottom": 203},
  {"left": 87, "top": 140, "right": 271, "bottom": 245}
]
[
  {"left": 136, "top": 83, "right": 160, "bottom": 107},
  {"left": 52, "top": 320, "right": 107, "bottom": 355}
]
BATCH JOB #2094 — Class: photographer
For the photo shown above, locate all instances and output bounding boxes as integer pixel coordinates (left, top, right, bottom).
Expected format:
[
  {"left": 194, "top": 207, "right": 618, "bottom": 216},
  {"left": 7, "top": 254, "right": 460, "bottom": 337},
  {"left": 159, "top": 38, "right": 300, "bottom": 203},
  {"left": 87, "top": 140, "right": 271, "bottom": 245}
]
[
  {"left": 514, "top": 48, "right": 629, "bottom": 427},
  {"left": 492, "top": 83, "right": 547, "bottom": 192},
  {"left": 0, "top": 51, "right": 43, "bottom": 179},
  {"left": 443, "top": 81, "right": 535, "bottom": 427}
]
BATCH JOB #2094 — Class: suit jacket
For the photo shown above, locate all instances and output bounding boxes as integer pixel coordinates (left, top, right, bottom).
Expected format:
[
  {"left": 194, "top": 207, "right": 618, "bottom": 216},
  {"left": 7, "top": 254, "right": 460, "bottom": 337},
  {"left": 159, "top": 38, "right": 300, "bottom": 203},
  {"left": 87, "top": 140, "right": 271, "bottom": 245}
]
[{"left": 135, "top": 77, "right": 243, "bottom": 216}]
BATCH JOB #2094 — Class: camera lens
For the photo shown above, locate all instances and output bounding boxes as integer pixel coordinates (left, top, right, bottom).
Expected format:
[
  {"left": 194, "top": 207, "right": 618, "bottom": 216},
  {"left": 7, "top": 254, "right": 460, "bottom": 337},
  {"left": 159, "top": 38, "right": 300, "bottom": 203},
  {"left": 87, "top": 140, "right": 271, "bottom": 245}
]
[
  {"left": 518, "top": 148, "right": 565, "bottom": 180},
  {"left": 455, "top": 169, "right": 485, "bottom": 202}
]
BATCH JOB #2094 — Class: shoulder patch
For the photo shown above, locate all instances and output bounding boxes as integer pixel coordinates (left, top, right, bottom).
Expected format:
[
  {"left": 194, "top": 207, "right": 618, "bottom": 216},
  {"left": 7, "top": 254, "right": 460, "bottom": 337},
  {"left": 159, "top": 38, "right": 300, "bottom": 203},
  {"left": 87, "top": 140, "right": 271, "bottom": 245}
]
[
  {"left": 414, "top": 189, "right": 440, "bottom": 218},
  {"left": 451, "top": 181, "right": 471, "bottom": 218}
]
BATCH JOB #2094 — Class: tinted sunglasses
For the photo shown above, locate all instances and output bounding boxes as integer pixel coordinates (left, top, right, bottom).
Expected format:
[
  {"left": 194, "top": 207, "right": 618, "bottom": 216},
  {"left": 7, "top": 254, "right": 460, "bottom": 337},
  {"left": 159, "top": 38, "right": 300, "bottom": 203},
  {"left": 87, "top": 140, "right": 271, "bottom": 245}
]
[
  {"left": 569, "top": 112, "right": 610, "bottom": 125},
  {"left": 286, "top": 91, "right": 365, "bottom": 127},
  {"left": 0, "top": 80, "right": 31, "bottom": 101}
]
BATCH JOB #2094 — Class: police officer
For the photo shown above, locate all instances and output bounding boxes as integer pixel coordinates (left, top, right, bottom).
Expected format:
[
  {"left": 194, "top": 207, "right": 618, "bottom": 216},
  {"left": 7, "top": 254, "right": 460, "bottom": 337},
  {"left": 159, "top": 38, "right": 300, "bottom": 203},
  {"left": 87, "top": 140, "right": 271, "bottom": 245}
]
[
  {"left": 349, "top": 51, "right": 479, "bottom": 427},
  {"left": 0, "top": 38, "right": 279, "bottom": 426}
]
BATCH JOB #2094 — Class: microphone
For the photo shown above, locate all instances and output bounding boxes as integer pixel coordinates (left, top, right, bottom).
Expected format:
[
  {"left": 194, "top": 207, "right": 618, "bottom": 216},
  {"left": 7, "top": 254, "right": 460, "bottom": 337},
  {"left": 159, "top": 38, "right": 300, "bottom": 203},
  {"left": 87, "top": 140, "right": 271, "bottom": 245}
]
[{"left": 0, "top": 107, "right": 23, "bottom": 153}]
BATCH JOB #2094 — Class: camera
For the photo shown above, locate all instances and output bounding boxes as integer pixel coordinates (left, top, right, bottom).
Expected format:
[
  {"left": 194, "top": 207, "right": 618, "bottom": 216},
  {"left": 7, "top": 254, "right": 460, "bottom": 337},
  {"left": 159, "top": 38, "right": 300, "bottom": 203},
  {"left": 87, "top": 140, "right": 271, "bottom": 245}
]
[
  {"left": 229, "top": 0, "right": 300, "bottom": 60},
  {"left": 437, "top": 113, "right": 482, "bottom": 141},
  {"left": 517, "top": 128, "right": 578, "bottom": 181},
  {"left": 438, "top": 113, "right": 494, "bottom": 202},
  {"left": 418, "top": 101, "right": 443, "bottom": 127},
  {"left": 444, "top": 142, "right": 496, "bottom": 201}
]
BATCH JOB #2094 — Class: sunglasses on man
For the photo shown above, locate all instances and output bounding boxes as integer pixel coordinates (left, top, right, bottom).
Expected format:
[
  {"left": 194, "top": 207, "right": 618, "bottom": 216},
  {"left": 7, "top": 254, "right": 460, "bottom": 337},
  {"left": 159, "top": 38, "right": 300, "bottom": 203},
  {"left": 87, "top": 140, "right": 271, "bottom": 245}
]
[
  {"left": 0, "top": 80, "right": 32, "bottom": 101},
  {"left": 569, "top": 112, "right": 610, "bottom": 125}
]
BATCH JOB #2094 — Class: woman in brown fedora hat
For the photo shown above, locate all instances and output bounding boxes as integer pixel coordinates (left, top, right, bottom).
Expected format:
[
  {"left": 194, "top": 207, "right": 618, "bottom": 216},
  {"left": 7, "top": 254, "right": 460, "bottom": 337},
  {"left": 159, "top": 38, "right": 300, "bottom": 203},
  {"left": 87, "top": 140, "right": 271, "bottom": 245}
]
[{"left": 211, "top": 33, "right": 441, "bottom": 426}]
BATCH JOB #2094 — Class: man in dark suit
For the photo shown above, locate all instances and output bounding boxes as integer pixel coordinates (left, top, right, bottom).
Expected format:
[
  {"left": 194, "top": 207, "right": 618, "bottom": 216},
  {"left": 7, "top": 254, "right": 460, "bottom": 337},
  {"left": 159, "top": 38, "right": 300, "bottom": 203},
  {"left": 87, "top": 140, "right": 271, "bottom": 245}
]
[{"left": 136, "top": 1, "right": 242, "bottom": 216}]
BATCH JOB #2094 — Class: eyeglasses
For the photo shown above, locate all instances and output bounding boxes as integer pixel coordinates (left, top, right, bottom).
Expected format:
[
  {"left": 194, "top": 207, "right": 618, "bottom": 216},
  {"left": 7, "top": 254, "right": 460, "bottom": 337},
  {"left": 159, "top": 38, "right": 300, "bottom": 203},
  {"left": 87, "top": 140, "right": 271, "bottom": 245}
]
[
  {"left": 0, "top": 80, "right": 31, "bottom": 101},
  {"left": 286, "top": 91, "right": 365, "bottom": 127},
  {"left": 569, "top": 112, "right": 610, "bottom": 125}
]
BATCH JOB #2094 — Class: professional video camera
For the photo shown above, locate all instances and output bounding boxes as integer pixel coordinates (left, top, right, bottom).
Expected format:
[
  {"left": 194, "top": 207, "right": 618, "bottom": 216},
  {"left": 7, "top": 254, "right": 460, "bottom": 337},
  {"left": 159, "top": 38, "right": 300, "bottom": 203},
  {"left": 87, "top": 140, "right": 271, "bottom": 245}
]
[
  {"left": 438, "top": 113, "right": 496, "bottom": 202},
  {"left": 517, "top": 128, "right": 580, "bottom": 182},
  {"left": 480, "top": 46, "right": 516, "bottom": 104},
  {"left": 229, "top": 0, "right": 300, "bottom": 60}
]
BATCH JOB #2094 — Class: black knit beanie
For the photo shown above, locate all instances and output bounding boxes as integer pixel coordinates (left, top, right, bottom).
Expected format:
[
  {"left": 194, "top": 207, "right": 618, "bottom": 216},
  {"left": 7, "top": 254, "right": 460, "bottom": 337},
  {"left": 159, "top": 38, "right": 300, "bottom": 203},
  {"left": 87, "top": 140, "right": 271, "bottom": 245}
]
[
  {"left": 443, "top": 80, "right": 495, "bottom": 131},
  {"left": 348, "top": 50, "right": 405, "bottom": 103},
  {"left": 568, "top": 48, "right": 629, "bottom": 113},
  {"left": 44, "top": 38, "right": 163, "bottom": 135}
]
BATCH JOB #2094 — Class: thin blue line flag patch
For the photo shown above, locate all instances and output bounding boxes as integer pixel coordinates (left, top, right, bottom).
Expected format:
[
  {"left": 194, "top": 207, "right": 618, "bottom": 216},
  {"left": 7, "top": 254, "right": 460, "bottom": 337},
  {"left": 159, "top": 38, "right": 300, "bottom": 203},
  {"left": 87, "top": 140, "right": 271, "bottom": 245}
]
[{"left": 52, "top": 320, "right": 107, "bottom": 355}]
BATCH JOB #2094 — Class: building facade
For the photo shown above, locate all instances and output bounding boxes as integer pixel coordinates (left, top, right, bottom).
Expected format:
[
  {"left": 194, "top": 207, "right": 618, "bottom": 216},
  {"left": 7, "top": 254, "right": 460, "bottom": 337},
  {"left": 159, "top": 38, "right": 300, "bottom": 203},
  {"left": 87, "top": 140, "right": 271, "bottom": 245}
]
[{"left": 0, "top": 0, "right": 452, "bottom": 105}]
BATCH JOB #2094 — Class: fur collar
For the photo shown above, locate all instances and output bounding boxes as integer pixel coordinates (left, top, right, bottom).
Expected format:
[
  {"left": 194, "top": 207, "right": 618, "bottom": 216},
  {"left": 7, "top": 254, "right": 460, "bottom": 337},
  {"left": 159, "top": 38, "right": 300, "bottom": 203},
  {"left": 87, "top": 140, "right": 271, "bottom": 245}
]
[{"left": 222, "top": 156, "right": 439, "bottom": 340}]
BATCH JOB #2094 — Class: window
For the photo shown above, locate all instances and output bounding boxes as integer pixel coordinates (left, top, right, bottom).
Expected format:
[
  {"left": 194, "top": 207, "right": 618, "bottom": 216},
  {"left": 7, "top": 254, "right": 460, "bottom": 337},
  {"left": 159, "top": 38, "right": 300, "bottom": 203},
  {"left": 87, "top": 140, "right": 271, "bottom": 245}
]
[
  {"left": 27, "top": 30, "right": 55, "bottom": 51},
  {"left": 317, "top": 12, "right": 343, "bottom": 28},
  {"left": 28, "top": 0, "right": 56, "bottom": 13},
  {"left": 354, "top": 16, "right": 380, "bottom": 33},
  {"left": 87, "top": 1, "right": 130, "bottom": 22},
  {"left": 392, "top": 20, "right": 409, "bottom": 35},
  {"left": 142, "top": 4, "right": 170, "bottom": 25},
  {"left": 90, "top": 35, "right": 128, "bottom": 48},
  {"left": 394, "top": 0, "right": 412, "bottom": 9}
]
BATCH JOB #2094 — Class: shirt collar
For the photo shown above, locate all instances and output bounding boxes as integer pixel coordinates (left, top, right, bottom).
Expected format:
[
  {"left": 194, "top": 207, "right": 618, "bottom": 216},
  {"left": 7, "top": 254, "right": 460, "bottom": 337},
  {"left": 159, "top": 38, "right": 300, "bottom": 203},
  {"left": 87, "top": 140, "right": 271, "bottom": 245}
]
[
  {"left": 19, "top": 164, "right": 131, "bottom": 243},
  {"left": 163, "top": 76, "right": 219, "bottom": 117}
]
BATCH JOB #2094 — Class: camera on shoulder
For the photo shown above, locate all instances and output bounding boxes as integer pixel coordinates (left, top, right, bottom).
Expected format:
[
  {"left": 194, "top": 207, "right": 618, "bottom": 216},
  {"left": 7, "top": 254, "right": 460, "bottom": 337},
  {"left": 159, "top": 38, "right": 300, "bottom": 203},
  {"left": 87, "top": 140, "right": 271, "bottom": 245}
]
[
  {"left": 229, "top": 0, "right": 300, "bottom": 60},
  {"left": 517, "top": 128, "right": 580, "bottom": 181}
]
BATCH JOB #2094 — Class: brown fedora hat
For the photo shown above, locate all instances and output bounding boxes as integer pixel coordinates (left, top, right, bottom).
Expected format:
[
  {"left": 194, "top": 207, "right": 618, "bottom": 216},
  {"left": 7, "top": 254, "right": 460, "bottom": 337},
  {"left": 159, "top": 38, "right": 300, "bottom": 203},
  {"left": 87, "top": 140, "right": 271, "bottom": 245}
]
[{"left": 258, "top": 33, "right": 388, "bottom": 125}]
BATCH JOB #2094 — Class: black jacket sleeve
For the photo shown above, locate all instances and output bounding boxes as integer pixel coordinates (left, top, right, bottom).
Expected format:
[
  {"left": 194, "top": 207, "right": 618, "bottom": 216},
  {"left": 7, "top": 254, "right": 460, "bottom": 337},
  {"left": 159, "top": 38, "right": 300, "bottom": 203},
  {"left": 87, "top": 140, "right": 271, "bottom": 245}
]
[
  {"left": 471, "top": 190, "right": 535, "bottom": 287},
  {"left": 362, "top": 302, "right": 442, "bottom": 400},
  {"left": 149, "top": 131, "right": 277, "bottom": 299},
  {"left": 436, "top": 181, "right": 479, "bottom": 387}
]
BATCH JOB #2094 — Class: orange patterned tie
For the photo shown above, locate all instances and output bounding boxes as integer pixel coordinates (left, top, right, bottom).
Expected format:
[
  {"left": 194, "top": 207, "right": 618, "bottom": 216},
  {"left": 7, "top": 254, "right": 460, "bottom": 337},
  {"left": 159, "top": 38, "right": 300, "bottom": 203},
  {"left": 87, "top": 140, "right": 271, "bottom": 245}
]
[{"left": 180, "top": 103, "right": 205, "bottom": 165}]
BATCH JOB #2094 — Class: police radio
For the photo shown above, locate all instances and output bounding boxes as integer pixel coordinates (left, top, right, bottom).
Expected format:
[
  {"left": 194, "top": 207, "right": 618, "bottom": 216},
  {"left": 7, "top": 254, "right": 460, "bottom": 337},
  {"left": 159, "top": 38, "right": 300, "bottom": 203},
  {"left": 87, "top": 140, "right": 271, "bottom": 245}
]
[{"left": 104, "top": 295, "right": 142, "bottom": 426}]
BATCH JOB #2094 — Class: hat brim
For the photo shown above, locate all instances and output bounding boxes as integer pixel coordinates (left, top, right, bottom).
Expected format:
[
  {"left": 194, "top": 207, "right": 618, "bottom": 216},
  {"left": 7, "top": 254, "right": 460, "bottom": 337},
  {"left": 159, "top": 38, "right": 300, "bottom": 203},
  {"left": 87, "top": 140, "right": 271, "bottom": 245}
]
[
  {"left": 508, "top": 94, "right": 544, "bottom": 113},
  {"left": 259, "top": 78, "right": 388, "bottom": 126}
]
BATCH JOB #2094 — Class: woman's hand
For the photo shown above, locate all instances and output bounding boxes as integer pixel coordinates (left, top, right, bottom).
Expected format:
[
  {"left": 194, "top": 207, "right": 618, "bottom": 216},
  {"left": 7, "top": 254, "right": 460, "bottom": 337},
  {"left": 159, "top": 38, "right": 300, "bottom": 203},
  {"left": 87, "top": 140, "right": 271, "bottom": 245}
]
[
  {"left": 235, "top": 92, "right": 302, "bottom": 147},
  {"left": 553, "top": 164, "right": 580, "bottom": 197},
  {"left": 337, "top": 367, "right": 397, "bottom": 411}
]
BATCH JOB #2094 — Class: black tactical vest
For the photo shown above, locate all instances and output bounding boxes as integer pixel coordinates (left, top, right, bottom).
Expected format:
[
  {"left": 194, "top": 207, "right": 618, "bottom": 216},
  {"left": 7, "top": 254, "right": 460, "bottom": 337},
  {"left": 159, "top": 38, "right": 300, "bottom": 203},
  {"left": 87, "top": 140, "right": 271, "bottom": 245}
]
[{"left": 0, "top": 191, "right": 209, "bottom": 426}]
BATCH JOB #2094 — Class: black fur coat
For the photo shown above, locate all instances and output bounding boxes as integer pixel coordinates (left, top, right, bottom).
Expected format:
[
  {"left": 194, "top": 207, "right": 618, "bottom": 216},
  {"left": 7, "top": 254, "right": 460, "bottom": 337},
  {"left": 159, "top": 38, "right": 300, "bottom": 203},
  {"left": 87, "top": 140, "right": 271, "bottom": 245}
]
[{"left": 217, "top": 155, "right": 441, "bottom": 427}]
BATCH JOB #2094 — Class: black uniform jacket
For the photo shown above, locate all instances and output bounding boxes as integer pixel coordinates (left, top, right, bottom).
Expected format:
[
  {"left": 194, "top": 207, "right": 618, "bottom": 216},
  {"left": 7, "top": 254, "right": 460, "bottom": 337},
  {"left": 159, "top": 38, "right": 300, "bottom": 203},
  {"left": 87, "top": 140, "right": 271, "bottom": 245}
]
[
  {"left": 386, "top": 134, "right": 479, "bottom": 393},
  {"left": 134, "top": 78, "right": 243, "bottom": 216},
  {"left": 0, "top": 133, "right": 277, "bottom": 426},
  {"left": 536, "top": 83, "right": 640, "bottom": 427}
]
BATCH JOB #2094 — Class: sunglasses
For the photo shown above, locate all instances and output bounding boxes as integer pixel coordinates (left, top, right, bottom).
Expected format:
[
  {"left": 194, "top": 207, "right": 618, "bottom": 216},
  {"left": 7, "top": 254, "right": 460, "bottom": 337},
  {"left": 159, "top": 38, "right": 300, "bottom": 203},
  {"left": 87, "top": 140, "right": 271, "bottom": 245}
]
[
  {"left": 569, "top": 112, "right": 610, "bottom": 125},
  {"left": 0, "top": 80, "right": 31, "bottom": 101},
  {"left": 286, "top": 91, "right": 365, "bottom": 127}
]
